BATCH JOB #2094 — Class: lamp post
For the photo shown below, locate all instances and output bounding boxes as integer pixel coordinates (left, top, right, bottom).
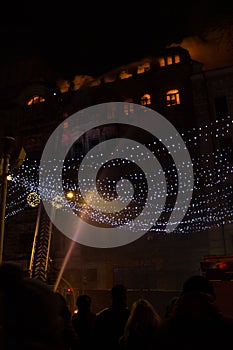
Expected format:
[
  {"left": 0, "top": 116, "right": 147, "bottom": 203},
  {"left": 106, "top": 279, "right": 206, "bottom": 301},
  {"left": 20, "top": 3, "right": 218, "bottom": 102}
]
[{"left": 0, "top": 136, "right": 16, "bottom": 265}]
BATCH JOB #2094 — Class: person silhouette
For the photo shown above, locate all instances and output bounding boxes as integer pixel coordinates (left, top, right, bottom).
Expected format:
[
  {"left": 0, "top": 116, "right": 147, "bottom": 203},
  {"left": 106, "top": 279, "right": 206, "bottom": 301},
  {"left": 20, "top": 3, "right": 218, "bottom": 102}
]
[
  {"left": 95, "top": 284, "right": 130, "bottom": 350},
  {"left": 0, "top": 262, "right": 65, "bottom": 350},
  {"left": 72, "top": 294, "right": 96, "bottom": 349},
  {"left": 164, "top": 296, "right": 179, "bottom": 319},
  {"left": 119, "top": 298, "right": 162, "bottom": 350},
  {"left": 158, "top": 274, "right": 233, "bottom": 350},
  {"left": 55, "top": 292, "right": 80, "bottom": 350}
]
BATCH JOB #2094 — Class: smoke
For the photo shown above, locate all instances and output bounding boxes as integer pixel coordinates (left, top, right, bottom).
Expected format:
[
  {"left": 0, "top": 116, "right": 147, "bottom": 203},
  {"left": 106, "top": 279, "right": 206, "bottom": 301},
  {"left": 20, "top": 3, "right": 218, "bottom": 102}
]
[{"left": 168, "top": 18, "right": 233, "bottom": 70}]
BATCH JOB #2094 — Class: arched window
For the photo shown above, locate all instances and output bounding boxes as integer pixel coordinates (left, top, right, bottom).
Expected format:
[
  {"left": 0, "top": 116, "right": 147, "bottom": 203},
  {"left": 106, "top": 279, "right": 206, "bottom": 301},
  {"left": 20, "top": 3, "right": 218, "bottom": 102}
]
[
  {"left": 166, "top": 89, "right": 180, "bottom": 107},
  {"left": 26, "top": 95, "right": 45, "bottom": 106},
  {"left": 141, "top": 94, "right": 151, "bottom": 106}
]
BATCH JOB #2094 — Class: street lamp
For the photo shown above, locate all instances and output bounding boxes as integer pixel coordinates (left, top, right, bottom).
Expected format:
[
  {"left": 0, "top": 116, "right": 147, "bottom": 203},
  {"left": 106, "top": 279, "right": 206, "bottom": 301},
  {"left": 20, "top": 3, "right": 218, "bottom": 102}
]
[{"left": 0, "top": 136, "right": 16, "bottom": 264}]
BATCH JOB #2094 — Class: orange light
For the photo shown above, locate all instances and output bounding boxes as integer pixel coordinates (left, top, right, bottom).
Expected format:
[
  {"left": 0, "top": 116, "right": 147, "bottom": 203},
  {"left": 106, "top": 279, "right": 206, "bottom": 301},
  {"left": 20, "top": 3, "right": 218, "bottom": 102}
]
[{"left": 66, "top": 191, "right": 74, "bottom": 199}]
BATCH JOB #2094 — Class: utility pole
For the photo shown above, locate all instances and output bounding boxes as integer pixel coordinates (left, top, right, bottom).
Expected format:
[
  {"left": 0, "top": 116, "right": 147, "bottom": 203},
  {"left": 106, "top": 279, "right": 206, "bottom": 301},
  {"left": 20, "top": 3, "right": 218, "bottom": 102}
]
[{"left": 0, "top": 136, "right": 16, "bottom": 265}]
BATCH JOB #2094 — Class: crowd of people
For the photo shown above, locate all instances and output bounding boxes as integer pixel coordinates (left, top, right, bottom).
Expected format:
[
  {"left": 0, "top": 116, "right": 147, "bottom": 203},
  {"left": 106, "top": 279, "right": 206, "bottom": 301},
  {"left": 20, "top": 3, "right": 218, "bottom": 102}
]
[{"left": 1, "top": 262, "right": 233, "bottom": 349}]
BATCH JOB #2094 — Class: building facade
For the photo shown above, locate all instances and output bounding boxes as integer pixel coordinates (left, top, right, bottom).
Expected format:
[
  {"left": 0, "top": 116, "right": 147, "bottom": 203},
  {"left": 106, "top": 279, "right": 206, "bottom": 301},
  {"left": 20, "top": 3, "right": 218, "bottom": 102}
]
[{"left": 1, "top": 45, "right": 233, "bottom": 310}]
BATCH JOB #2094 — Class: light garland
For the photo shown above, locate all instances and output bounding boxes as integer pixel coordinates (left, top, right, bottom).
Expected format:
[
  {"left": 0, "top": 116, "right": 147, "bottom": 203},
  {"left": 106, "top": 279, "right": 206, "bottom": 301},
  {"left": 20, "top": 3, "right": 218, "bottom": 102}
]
[{"left": 4, "top": 116, "right": 233, "bottom": 235}]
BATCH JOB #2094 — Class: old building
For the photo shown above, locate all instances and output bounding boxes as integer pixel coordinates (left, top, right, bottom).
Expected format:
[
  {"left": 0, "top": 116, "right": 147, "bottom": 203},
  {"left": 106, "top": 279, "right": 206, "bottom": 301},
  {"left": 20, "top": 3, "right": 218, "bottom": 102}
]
[{"left": 1, "top": 43, "right": 233, "bottom": 312}]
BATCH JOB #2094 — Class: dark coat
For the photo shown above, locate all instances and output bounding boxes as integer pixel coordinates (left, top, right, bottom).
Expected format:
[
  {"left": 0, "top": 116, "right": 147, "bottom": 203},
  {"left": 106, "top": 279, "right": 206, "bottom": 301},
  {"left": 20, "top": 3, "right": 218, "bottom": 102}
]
[
  {"left": 158, "top": 292, "right": 233, "bottom": 350},
  {"left": 95, "top": 305, "right": 130, "bottom": 350}
]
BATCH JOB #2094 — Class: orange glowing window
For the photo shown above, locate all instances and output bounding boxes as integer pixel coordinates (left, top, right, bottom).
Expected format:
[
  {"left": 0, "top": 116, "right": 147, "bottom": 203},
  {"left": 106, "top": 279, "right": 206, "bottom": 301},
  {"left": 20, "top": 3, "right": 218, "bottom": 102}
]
[
  {"left": 141, "top": 94, "right": 151, "bottom": 106},
  {"left": 158, "top": 57, "right": 166, "bottom": 67},
  {"left": 159, "top": 54, "right": 180, "bottom": 67},
  {"left": 174, "top": 54, "right": 180, "bottom": 63},
  {"left": 137, "top": 62, "right": 150, "bottom": 74},
  {"left": 119, "top": 70, "right": 132, "bottom": 80},
  {"left": 167, "top": 56, "right": 173, "bottom": 65},
  {"left": 27, "top": 95, "right": 45, "bottom": 106},
  {"left": 166, "top": 89, "right": 180, "bottom": 107}
]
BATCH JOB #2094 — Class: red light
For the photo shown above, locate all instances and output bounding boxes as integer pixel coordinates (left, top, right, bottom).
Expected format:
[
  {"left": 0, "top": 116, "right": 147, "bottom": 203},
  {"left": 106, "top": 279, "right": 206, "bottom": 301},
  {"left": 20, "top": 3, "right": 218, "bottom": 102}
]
[
  {"left": 218, "top": 263, "right": 228, "bottom": 269},
  {"left": 67, "top": 288, "right": 72, "bottom": 292}
]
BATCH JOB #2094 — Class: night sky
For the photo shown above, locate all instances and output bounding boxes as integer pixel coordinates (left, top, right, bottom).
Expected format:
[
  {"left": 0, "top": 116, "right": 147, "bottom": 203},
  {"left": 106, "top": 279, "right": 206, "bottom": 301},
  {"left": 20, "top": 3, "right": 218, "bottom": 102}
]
[{"left": 0, "top": 1, "right": 233, "bottom": 77}]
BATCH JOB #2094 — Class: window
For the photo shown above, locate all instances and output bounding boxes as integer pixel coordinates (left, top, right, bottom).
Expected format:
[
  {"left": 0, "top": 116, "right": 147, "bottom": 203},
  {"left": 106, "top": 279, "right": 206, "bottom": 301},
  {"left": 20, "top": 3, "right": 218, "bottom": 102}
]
[
  {"left": 119, "top": 70, "right": 132, "bottom": 80},
  {"left": 137, "top": 62, "right": 150, "bottom": 74},
  {"left": 174, "top": 54, "right": 180, "bottom": 63},
  {"left": 114, "top": 266, "right": 157, "bottom": 289},
  {"left": 141, "top": 93, "right": 151, "bottom": 106},
  {"left": 26, "top": 95, "right": 45, "bottom": 106},
  {"left": 84, "top": 268, "right": 97, "bottom": 282},
  {"left": 214, "top": 96, "right": 229, "bottom": 120},
  {"left": 158, "top": 57, "right": 165, "bottom": 67},
  {"left": 166, "top": 89, "right": 180, "bottom": 107},
  {"left": 158, "top": 54, "right": 180, "bottom": 67},
  {"left": 167, "top": 56, "right": 173, "bottom": 65},
  {"left": 124, "top": 102, "right": 134, "bottom": 115}
]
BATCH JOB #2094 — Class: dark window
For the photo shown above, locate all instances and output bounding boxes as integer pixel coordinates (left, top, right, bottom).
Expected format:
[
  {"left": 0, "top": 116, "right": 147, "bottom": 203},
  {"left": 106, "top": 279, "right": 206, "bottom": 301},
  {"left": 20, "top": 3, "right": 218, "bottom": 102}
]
[
  {"left": 85, "top": 268, "right": 97, "bottom": 282},
  {"left": 114, "top": 266, "right": 157, "bottom": 289},
  {"left": 214, "top": 96, "right": 229, "bottom": 120}
]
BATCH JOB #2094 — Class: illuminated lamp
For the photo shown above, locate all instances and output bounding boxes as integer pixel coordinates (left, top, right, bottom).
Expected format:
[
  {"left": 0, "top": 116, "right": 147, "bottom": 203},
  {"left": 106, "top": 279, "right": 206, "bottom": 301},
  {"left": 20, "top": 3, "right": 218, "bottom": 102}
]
[{"left": 27, "top": 192, "right": 41, "bottom": 207}]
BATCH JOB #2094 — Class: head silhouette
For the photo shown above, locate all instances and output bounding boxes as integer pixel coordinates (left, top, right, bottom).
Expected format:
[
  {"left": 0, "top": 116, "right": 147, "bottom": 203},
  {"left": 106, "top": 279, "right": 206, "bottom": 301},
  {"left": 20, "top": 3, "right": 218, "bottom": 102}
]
[
  {"left": 76, "top": 294, "right": 92, "bottom": 313},
  {"left": 181, "top": 275, "right": 216, "bottom": 300},
  {"left": 111, "top": 284, "right": 127, "bottom": 307}
]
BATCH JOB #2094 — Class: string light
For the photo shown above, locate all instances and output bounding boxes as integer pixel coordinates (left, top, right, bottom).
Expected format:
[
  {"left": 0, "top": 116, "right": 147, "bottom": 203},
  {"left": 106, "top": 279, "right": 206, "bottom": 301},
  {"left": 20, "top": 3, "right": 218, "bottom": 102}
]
[{"left": 5, "top": 116, "right": 233, "bottom": 235}]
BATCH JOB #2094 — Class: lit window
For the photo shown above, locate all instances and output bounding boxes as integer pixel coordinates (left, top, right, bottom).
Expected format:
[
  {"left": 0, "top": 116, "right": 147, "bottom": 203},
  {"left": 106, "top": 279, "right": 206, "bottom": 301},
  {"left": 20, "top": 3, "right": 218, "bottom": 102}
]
[
  {"left": 166, "top": 89, "right": 180, "bottom": 107},
  {"left": 137, "top": 62, "right": 150, "bottom": 74},
  {"left": 167, "top": 56, "right": 173, "bottom": 65},
  {"left": 158, "top": 57, "right": 165, "bottom": 67},
  {"left": 141, "top": 94, "right": 151, "bottom": 106},
  {"left": 174, "top": 54, "right": 180, "bottom": 63},
  {"left": 159, "top": 54, "right": 180, "bottom": 67},
  {"left": 119, "top": 70, "right": 132, "bottom": 80},
  {"left": 27, "top": 95, "right": 45, "bottom": 106},
  {"left": 56, "top": 79, "right": 70, "bottom": 93}
]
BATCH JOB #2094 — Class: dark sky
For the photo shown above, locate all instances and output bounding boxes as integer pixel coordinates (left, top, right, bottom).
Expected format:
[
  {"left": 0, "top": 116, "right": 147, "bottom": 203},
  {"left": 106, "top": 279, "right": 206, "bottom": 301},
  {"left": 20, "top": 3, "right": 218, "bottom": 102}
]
[{"left": 0, "top": 1, "right": 233, "bottom": 77}]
